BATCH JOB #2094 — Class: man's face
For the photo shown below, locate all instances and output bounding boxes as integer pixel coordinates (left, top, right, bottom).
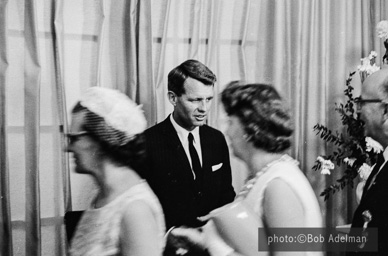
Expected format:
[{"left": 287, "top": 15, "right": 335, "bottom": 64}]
[
  {"left": 360, "top": 84, "right": 388, "bottom": 148},
  {"left": 169, "top": 77, "right": 214, "bottom": 131}
]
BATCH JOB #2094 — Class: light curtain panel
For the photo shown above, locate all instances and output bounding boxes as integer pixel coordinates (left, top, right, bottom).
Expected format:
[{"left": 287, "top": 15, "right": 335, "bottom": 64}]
[{"left": 1, "top": 0, "right": 388, "bottom": 255}]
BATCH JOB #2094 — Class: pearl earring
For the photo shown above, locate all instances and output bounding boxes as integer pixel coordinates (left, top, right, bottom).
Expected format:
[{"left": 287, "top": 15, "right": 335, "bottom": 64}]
[{"left": 243, "top": 134, "right": 250, "bottom": 141}]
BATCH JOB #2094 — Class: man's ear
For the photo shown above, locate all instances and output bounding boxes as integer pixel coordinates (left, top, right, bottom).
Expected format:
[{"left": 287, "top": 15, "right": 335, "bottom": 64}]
[{"left": 168, "top": 91, "right": 177, "bottom": 106}]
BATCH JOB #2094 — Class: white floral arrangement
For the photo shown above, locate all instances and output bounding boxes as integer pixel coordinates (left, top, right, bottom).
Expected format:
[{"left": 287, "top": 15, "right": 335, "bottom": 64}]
[
  {"left": 317, "top": 137, "right": 383, "bottom": 182},
  {"left": 377, "top": 20, "right": 388, "bottom": 64},
  {"left": 365, "top": 136, "right": 384, "bottom": 153},
  {"left": 316, "top": 156, "right": 335, "bottom": 175},
  {"left": 80, "top": 87, "right": 147, "bottom": 138},
  {"left": 313, "top": 21, "right": 388, "bottom": 200},
  {"left": 357, "top": 51, "right": 379, "bottom": 83},
  {"left": 313, "top": 71, "right": 383, "bottom": 200},
  {"left": 377, "top": 20, "right": 388, "bottom": 40}
]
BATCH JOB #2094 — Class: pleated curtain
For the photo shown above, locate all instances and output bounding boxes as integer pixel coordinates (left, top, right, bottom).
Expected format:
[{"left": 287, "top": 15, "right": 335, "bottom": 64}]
[
  {"left": 0, "top": 1, "right": 11, "bottom": 254},
  {"left": 0, "top": 0, "right": 154, "bottom": 255},
  {"left": 1, "top": 0, "right": 388, "bottom": 255}
]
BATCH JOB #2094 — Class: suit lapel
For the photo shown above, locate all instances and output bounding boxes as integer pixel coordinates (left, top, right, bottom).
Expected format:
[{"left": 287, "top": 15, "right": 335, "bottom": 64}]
[
  {"left": 361, "top": 159, "right": 388, "bottom": 203},
  {"left": 161, "top": 116, "right": 193, "bottom": 178},
  {"left": 161, "top": 117, "right": 183, "bottom": 149},
  {"left": 200, "top": 126, "right": 213, "bottom": 186},
  {"left": 363, "top": 155, "right": 384, "bottom": 196},
  {"left": 199, "top": 127, "right": 211, "bottom": 170}
]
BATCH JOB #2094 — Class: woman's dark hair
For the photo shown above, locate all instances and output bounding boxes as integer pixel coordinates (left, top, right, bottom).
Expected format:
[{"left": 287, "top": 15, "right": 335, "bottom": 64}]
[
  {"left": 71, "top": 102, "right": 146, "bottom": 174},
  {"left": 221, "top": 81, "right": 293, "bottom": 153},
  {"left": 168, "top": 59, "right": 217, "bottom": 96}
]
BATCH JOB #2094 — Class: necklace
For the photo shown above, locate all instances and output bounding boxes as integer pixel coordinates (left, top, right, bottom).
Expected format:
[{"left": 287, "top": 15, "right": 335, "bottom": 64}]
[{"left": 236, "top": 154, "right": 296, "bottom": 199}]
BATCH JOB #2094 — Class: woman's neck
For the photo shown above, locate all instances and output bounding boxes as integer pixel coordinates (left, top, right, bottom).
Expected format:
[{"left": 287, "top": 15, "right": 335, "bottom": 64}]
[
  {"left": 93, "top": 162, "right": 142, "bottom": 208},
  {"left": 245, "top": 149, "right": 284, "bottom": 179}
]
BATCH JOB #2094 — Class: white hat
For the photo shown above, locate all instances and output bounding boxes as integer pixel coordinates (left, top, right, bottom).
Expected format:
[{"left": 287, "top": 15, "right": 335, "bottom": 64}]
[{"left": 79, "top": 87, "right": 147, "bottom": 145}]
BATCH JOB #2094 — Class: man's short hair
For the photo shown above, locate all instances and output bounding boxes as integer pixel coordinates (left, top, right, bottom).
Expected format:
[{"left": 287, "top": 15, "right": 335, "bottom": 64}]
[{"left": 168, "top": 59, "right": 217, "bottom": 96}]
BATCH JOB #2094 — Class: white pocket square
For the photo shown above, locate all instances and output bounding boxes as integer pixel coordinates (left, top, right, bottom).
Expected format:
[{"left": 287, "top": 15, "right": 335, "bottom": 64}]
[{"left": 212, "top": 163, "right": 223, "bottom": 172}]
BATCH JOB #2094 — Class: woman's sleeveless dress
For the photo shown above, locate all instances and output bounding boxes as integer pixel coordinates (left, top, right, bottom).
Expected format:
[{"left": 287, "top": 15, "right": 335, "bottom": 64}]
[
  {"left": 69, "top": 181, "right": 166, "bottom": 256},
  {"left": 236, "top": 154, "right": 323, "bottom": 255}
]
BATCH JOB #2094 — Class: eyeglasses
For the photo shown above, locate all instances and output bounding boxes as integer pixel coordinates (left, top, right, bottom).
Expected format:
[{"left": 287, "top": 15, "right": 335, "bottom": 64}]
[
  {"left": 65, "top": 131, "right": 89, "bottom": 144},
  {"left": 355, "top": 97, "right": 388, "bottom": 115}
]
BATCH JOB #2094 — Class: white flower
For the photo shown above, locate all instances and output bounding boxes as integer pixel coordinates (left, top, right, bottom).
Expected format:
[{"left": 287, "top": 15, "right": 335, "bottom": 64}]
[
  {"left": 321, "top": 168, "right": 331, "bottom": 175},
  {"left": 377, "top": 20, "right": 388, "bottom": 40},
  {"left": 344, "top": 157, "right": 356, "bottom": 167},
  {"left": 367, "top": 64, "right": 380, "bottom": 75},
  {"left": 358, "top": 58, "right": 380, "bottom": 75},
  {"left": 369, "top": 51, "right": 378, "bottom": 58},
  {"left": 365, "top": 137, "right": 384, "bottom": 154},
  {"left": 175, "top": 248, "right": 188, "bottom": 255},
  {"left": 358, "top": 163, "right": 372, "bottom": 181},
  {"left": 317, "top": 156, "right": 335, "bottom": 175},
  {"left": 358, "top": 52, "right": 380, "bottom": 81}
]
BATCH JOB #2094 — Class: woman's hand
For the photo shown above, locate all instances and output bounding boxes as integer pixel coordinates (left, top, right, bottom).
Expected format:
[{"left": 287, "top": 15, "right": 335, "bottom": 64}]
[
  {"left": 170, "top": 226, "right": 206, "bottom": 251},
  {"left": 172, "top": 221, "right": 235, "bottom": 256}
]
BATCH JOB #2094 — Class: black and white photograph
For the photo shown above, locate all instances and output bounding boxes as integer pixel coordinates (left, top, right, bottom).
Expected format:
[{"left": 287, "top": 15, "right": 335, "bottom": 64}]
[{"left": 1, "top": 1, "right": 388, "bottom": 255}]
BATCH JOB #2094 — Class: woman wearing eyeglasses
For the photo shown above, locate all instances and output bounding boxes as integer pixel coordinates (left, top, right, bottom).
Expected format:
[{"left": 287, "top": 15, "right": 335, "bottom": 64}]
[{"left": 67, "top": 87, "right": 165, "bottom": 256}]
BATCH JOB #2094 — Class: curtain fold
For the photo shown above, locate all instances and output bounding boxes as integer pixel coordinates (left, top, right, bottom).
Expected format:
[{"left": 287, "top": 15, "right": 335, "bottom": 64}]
[
  {"left": 53, "top": 0, "right": 71, "bottom": 215},
  {"left": 205, "top": 0, "right": 222, "bottom": 127},
  {"left": 53, "top": 0, "right": 69, "bottom": 254},
  {"left": 154, "top": 0, "right": 173, "bottom": 124},
  {"left": 0, "top": 1, "right": 12, "bottom": 255},
  {"left": 94, "top": 0, "right": 155, "bottom": 124},
  {"left": 134, "top": 0, "right": 156, "bottom": 125},
  {"left": 24, "top": 0, "right": 42, "bottom": 255}
]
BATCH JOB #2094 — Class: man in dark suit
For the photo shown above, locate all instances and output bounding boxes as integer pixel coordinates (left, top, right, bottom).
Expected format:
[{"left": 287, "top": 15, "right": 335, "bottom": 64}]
[
  {"left": 347, "top": 69, "right": 388, "bottom": 255},
  {"left": 143, "top": 59, "right": 235, "bottom": 232}
]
